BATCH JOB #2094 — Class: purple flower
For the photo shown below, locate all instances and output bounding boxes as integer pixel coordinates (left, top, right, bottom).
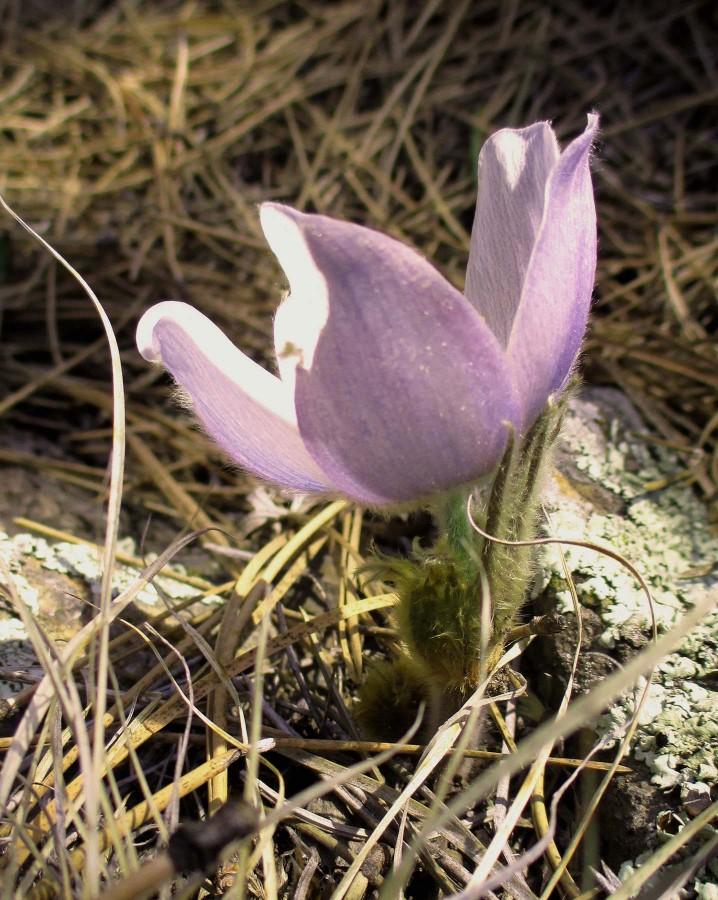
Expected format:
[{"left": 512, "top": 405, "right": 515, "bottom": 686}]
[{"left": 137, "top": 115, "right": 598, "bottom": 506}]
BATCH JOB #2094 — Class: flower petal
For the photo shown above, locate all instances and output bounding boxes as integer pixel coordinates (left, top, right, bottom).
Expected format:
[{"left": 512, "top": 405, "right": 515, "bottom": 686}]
[
  {"left": 507, "top": 114, "right": 599, "bottom": 427},
  {"left": 465, "top": 122, "right": 559, "bottom": 345},
  {"left": 262, "top": 204, "right": 330, "bottom": 398},
  {"left": 261, "top": 204, "right": 521, "bottom": 504},
  {"left": 136, "top": 301, "right": 331, "bottom": 492}
]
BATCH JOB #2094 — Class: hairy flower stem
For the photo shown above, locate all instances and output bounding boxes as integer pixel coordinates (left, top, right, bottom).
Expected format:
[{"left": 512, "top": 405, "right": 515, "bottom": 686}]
[
  {"left": 357, "top": 396, "right": 571, "bottom": 739},
  {"left": 422, "top": 398, "right": 568, "bottom": 720},
  {"left": 433, "top": 487, "right": 475, "bottom": 562}
]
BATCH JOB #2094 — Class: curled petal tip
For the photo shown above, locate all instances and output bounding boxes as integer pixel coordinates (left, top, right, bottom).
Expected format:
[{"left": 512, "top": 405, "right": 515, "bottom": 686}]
[
  {"left": 136, "top": 300, "right": 191, "bottom": 363},
  {"left": 134, "top": 299, "right": 332, "bottom": 493}
]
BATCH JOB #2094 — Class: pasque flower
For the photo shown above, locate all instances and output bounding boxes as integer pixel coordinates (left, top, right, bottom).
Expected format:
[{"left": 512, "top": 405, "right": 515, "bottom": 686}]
[{"left": 137, "top": 115, "right": 598, "bottom": 506}]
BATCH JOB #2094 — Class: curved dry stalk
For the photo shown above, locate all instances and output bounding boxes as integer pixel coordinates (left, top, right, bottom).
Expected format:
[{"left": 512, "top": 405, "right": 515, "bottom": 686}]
[
  {"left": 0, "top": 527, "right": 217, "bottom": 848},
  {"left": 379, "top": 580, "right": 713, "bottom": 897},
  {"left": 9, "top": 592, "right": 398, "bottom": 872},
  {"left": 451, "top": 518, "right": 584, "bottom": 896},
  {"left": 332, "top": 638, "right": 527, "bottom": 900},
  {"left": 0, "top": 194, "right": 127, "bottom": 893},
  {"left": 207, "top": 503, "right": 343, "bottom": 815}
]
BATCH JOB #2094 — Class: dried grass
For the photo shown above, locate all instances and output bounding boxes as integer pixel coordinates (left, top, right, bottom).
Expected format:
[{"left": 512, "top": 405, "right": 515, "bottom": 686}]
[{"left": 0, "top": 1, "right": 716, "bottom": 897}]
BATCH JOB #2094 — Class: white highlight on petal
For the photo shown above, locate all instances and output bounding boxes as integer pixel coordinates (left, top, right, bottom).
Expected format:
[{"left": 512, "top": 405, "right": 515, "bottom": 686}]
[
  {"left": 136, "top": 300, "right": 296, "bottom": 424},
  {"left": 260, "top": 204, "right": 330, "bottom": 392},
  {"left": 492, "top": 130, "right": 532, "bottom": 190}
]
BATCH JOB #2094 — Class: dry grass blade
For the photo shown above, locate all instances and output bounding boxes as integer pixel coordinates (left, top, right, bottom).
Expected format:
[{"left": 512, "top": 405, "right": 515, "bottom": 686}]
[
  {"left": 263, "top": 738, "right": 629, "bottom": 773},
  {"left": 380, "top": 587, "right": 717, "bottom": 897},
  {"left": 0, "top": 528, "right": 212, "bottom": 817},
  {"left": 337, "top": 508, "right": 364, "bottom": 681},
  {"left": 0, "top": 196, "right": 129, "bottom": 891},
  {"left": 462, "top": 562, "right": 581, "bottom": 892},
  {"left": 0, "top": 3, "right": 715, "bottom": 895},
  {"left": 334, "top": 724, "right": 464, "bottom": 899},
  {"left": 12, "top": 516, "right": 214, "bottom": 590}
]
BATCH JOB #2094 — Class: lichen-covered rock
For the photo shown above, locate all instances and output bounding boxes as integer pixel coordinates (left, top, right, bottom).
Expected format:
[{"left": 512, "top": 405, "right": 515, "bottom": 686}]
[
  {"left": 0, "top": 529, "right": 204, "bottom": 697},
  {"left": 538, "top": 387, "right": 717, "bottom": 886}
]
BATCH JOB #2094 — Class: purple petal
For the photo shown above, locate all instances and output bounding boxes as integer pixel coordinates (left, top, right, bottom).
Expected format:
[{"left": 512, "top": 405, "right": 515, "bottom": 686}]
[
  {"left": 507, "top": 114, "right": 599, "bottom": 427},
  {"left": 136, "top": 301, "right": 331, "bottom": 493},
  {"left": 465, "top": 122, "right": 559, "bottom": 346},
  {"left": 261, "top": 204, "right": 520, "bottom": 504}
]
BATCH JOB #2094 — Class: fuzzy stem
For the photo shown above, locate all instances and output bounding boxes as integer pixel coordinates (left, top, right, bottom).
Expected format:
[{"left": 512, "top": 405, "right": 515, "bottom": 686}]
[
  {"left": 360, "top": 398, "right": 571, "bottom": 734},
  {"left": 433, "top": 487, "right": 475, "bottom": 562},
  {"left": 481, "top": 429, "right": 516, "bottom": 557}
]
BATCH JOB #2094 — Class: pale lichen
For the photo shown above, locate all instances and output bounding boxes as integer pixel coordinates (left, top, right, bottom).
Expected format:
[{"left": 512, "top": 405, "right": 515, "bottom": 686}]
[
  {"left": 0, "top": 529, "right": 205, "bottom": 696},
  {"left": 539, "top": 388, "right": 717, "bottom": 798},
  {"left": 2, "top": 531, "right": 203, "bottom": 607}
]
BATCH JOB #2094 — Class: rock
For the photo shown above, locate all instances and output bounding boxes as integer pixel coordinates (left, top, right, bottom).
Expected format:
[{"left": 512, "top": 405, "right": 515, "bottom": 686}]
[
  {"left": 535, "top": 386, "right": 718, "bottom": 879},
  {"left": 0, "top": 525, "right": 213, "bottom": 696}
]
